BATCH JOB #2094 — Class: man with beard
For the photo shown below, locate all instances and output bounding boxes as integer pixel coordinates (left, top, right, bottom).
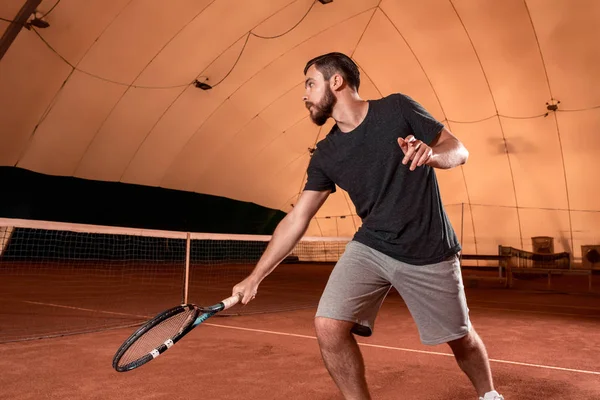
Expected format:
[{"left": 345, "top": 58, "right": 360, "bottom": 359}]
[{"left": 232, "top": 52, "right": 503, "bottom": 400}]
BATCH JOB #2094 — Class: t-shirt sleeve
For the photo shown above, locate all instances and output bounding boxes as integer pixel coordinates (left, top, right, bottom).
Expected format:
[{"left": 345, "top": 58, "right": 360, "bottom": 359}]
[
  {"left": 397, "top": 93, "right": 445, "bottom": 145},
  {"left": 303, "top": 151, "right": 336, "bottom": 193}
]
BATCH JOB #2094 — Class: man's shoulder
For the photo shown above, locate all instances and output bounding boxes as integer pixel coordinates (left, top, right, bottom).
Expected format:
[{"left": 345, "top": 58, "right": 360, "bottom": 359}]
[
  {"left": 365, "top": 93, "right": 406, "bottom": 120},
  {"left": 380, "top": 92, "right": 413, "bottom": 104},
  {"left": 369, "top": 93, "right": 408, "bottom": 112},
  {"left": 317, "top": 124, "right": 339, "bottom": 146},
  {"left": 378, "top": 93, "right": 432, "bottom": 117},
  {"left": 311, "top": 135, "right": 332, "bottom": 158}
]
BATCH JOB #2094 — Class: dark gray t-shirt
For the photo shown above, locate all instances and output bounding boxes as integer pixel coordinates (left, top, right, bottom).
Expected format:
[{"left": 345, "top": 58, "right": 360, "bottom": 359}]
[{"left": 303, "top": 93, "right": 460, "bottom": 265}]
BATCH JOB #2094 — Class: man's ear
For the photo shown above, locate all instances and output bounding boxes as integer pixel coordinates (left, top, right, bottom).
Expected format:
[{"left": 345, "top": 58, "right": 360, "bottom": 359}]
[{"left": 331, "top": 73, "right": 344, "bottom": 91}]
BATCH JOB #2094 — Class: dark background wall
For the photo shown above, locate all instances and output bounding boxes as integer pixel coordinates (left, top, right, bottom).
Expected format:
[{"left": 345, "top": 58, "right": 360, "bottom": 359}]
[{"left": 0, "top": 166, "right": 286, "bottom": 235}]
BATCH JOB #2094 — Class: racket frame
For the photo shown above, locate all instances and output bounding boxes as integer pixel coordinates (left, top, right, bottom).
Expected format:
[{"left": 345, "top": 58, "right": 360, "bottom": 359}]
[{"left": 112, "top": 293, "right": 241, "bottom": 372}]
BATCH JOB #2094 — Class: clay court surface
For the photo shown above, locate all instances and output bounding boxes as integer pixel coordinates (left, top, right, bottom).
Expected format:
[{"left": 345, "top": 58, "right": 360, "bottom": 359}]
[{"left": 1, "top": 261, "right": 599, "bottom": 400}]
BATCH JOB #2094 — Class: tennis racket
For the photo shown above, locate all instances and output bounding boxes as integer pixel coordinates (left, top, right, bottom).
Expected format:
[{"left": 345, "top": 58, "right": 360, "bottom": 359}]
[{"left": 112, "top": 292, "right": 243, "bottom": 372}]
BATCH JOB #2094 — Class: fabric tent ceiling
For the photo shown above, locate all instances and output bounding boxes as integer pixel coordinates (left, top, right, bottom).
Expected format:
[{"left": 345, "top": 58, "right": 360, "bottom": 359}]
[{"left": 1, "top": 0, "right": 599, "bottom": 260}]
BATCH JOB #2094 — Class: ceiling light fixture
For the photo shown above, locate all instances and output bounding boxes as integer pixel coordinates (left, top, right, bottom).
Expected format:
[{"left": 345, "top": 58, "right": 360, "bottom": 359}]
[
  {"left": 25, "top": 10, "right": 50, "bottom": 29},
  {"left": 546, "top": 99, "right": 560, "bottom": 112},
  {"left": 193, "top": 79, "right": 212, "bottom": 90},
  {"left": 29, "top": 17, "right": 49, "bottom": 28}
]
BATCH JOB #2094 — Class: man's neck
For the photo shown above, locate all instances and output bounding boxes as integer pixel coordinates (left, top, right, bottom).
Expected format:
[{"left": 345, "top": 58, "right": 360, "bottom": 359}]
[{"left": 332, "top": 98, "right": 369, "bottom": 133}]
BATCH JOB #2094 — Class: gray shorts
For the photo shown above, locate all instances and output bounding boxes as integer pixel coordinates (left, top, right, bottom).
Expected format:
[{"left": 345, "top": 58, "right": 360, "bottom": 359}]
[{"left": 315, "top": 241, "right": 472, "bottom": 345}]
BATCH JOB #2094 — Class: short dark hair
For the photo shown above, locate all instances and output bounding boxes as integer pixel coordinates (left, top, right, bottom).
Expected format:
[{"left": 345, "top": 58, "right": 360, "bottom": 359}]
[{"left": 304, "top": 52, "right": 360, "bottom": 91}]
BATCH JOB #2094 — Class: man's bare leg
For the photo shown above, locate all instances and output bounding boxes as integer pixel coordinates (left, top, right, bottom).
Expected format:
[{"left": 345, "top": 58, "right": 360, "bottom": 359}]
[
  {"left": 448, "top": 328, "right": 495, "bottom": 398},
  {"left": 314, "top": 317, "right": 371, "bottom": 400}
]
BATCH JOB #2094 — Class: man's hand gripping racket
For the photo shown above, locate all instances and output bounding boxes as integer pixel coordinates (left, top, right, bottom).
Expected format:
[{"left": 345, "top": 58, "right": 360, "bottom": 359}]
[{"left": 112, "top": 292, "right": 243, "bottom": 372}]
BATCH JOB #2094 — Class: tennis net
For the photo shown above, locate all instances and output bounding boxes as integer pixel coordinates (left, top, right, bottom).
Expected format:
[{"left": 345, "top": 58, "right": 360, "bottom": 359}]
[{"left": 0, "top": 218, "right": 349, "bottom": 343}]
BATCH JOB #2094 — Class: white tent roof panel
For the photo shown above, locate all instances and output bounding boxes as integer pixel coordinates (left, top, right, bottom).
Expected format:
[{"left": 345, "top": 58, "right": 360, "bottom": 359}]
[{"left": 1, "top": 0, "right": 598, "bottom": 261}]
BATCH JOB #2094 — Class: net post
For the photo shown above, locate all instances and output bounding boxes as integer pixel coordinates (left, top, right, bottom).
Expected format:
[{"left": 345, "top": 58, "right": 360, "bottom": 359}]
[
  {"left": 183, "top": 232, "right": 191, "bottom": 304},
  {"left": 0, "top": 226, "right": 14, "bottom": 256}
]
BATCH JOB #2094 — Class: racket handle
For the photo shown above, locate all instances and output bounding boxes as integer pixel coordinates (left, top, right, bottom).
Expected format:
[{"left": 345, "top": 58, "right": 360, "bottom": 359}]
[{"left": 222, "top": 292, "right": 243, "bottom": 310}]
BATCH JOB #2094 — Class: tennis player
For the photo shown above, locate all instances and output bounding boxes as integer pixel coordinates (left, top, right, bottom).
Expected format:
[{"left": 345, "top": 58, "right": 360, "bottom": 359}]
[{"left": 232, "top": 52, "right": 504, "bottom": 400}]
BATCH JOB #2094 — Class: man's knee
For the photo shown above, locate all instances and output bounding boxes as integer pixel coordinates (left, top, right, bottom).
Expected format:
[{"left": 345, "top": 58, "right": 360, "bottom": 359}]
[
  {"left": 315, "top": 317, "right": 354, "bottom": 350},
  {"left": 447, "top": 328, "right": 483, "bottom": 355}
]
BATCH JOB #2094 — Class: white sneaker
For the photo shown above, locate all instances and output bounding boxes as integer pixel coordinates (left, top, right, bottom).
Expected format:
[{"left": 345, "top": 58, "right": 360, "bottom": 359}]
[{"left": 479, "top": 391, "right": 504, "bottom": 400}]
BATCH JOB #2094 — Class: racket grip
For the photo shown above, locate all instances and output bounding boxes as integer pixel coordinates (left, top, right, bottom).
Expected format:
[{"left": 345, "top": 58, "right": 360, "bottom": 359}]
[{"left": 222, "top": 292, "right": 243, "bottom": 310}]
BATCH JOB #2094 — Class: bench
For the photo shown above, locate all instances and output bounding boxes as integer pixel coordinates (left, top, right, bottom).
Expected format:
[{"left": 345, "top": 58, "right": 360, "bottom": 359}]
[
  {"left": 509, "top": 267, "right": 593, "bottom": 291},
  {"left": 459, "top": 254, "right": 510, "bottom": 287}
]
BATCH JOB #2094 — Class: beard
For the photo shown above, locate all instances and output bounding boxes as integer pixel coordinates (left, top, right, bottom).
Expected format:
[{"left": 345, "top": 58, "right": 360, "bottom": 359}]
[{"left": 306, "top": 85, "right": 336, "bottom": 126}]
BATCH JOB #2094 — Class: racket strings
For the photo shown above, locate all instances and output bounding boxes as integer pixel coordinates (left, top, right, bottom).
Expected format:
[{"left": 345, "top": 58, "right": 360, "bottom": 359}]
[{"left": 116, "top": 308, "right": 197, "bottom": 367}]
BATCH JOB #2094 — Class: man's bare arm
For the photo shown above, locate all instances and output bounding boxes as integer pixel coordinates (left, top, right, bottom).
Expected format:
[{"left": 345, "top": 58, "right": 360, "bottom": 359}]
[
  {"left": 426, "top": 127, "right": 469, "bottom": 169},
  {"left": 232, "top": 189, "right": 331, "bottom": 303},
  {"left": 398, "top": 127, "right": 469, "bottom": 171}
]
